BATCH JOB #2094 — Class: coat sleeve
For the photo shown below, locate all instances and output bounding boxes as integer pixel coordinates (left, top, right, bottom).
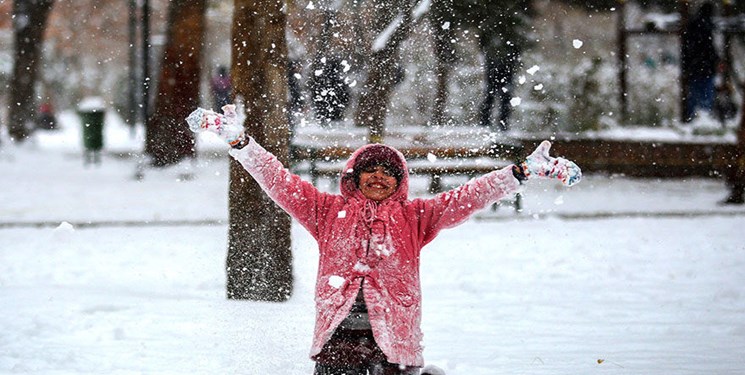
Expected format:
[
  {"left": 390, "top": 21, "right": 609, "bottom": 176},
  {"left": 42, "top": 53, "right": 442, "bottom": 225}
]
[
  {"left": 413, "top": 166, "right": 522, "bottom": 246},
  {"left": 228, "top": 138, "right": 333, "bottom": 239}
]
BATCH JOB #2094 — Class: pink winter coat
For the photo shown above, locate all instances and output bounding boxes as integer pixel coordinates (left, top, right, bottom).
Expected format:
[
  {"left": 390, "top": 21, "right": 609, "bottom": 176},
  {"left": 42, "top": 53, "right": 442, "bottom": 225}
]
[{"left": 229, "top": 140, "right": 521, "bottom": 367}]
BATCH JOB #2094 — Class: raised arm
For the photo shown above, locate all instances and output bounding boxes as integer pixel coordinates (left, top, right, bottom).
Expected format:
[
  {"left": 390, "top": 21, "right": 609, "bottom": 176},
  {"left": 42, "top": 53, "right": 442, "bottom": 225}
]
[
  {"left": 186, "top": 105, "right": 333, "bottom": 238},
  {"left": 414, "top": 166, "right": 520, "bottom": 245},
  {"left": 415, "top": 141, "right": 581, "bottom": 245}
]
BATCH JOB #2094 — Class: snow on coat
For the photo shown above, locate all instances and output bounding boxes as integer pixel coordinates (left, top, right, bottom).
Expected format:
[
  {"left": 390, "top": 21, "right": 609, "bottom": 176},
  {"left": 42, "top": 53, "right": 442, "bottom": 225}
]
[{"left": 229, "top": 140, "right": 521, "bottom": 367}]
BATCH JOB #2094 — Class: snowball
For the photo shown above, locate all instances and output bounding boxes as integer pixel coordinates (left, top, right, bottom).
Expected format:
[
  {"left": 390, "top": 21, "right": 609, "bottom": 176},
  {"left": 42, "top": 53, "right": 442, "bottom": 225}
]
[
  {"left": 54, "top": 221, "right": 75, "bottom": 233},
  {"left": 526, "top": 65, "right": 540, "bottom": 75},
  {"left": 510, "top": 97, "right": 522, "bottom": 107},
  {"left": 52, "top": 221, "right": 75, "bottom": 241},
  {"left": 534, "top": 83, "right": 544, "bottom": 91},
  {"left": 427, "top": 153, "right": 437, "bottom": 163},
  {"left": 573, "top": 39, "right": 584, "bottom": 49},
  {"left": 442, "top": 21, "right": 450, "bottom": 30},
  {"left": 518, "top": 75, "right": 526, "bottom": 85},
  {"left": 314, "top": 69, "right": 323, "bottom": 77},
  {"left": 337, "top": 210, "right": 347, "bottom": 218},
  {"left": 341, "top": 60, "right": 351, "bottom": 72},
  {"left": 328, "top": 275, "right": 344, "bottom": 289},
  {"left": 306, "top": 1, "right": 315, "bottom": 9}
]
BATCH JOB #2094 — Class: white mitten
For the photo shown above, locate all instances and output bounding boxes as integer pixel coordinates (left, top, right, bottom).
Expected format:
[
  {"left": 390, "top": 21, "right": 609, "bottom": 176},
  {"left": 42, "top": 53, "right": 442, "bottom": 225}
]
[
  {"left": 186, "top": 104, "right": 245, "bottom": 147},
  {"left": 519, "top": 140, "right": 582, "bottom": 186}
]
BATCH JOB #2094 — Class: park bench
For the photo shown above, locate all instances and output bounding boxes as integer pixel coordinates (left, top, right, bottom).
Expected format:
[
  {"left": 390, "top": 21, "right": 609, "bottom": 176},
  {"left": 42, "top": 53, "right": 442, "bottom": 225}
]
[{"left": 290, "top": 142, "right": 525, "bottom": 211}]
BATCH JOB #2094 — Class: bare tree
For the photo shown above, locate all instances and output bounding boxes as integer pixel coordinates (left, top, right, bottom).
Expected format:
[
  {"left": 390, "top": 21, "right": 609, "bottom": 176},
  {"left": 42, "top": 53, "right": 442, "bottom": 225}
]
[
  {"left": 7, "top": 0, "right": 55, "bottom": 142},
  {"left": 353, "top": 0, "right": 417, "bottom": 143},
  {"left": 145, "top": 0, "right": 207, "bottom": 167},
  {"left": 227, "top": 0, "right": 292, "bottom": 301}
]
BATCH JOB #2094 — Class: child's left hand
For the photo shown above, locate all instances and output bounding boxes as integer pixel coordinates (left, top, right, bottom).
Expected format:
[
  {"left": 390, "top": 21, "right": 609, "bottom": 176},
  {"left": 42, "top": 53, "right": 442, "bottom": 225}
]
[{"left": 516, "top": 140, "right": 582, "bottom": 187}]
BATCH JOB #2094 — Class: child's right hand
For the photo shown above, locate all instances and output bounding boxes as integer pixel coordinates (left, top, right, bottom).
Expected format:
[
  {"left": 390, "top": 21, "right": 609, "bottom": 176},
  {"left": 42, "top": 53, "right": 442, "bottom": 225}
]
[{"left": 186, "top": 104, "right": 246, "bottom": 148}]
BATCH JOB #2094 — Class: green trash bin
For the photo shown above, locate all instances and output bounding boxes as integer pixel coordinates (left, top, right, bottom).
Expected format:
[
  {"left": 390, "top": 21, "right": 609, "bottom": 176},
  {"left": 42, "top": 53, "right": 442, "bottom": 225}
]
[
  {"left": 79, "top": 109, "right": 105, "bottom": 151},
  {"left": 78, "top": 97, "right": 106, "bottom": 165}
]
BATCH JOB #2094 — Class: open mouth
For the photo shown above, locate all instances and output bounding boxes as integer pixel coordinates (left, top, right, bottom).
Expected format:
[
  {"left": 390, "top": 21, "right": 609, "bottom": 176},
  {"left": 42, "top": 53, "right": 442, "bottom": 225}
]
[{"left": 366, "top": 182, "right": 389, "bottom": 190}]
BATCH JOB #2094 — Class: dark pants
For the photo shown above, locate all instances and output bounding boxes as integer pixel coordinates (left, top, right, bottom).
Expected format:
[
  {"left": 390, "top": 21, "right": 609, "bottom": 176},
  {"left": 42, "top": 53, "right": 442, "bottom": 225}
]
[
  {"left": 684, "top": 76, "right": 715, "bottom": 122},
  {"left": 313, "top": 328, "right": 419, "bottom": 375},
  {"left": 314, "top": 362, "right": 419, "bottom": 375},
  {"left": 480, "top": 55, "right": 518, "bottom": 132}
]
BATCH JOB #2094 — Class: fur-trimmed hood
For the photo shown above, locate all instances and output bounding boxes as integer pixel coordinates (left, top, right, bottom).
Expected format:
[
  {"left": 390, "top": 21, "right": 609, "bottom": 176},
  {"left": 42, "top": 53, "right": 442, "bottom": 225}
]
[{"left": 340, "top": 144, "right": 409, "bottom": 201}]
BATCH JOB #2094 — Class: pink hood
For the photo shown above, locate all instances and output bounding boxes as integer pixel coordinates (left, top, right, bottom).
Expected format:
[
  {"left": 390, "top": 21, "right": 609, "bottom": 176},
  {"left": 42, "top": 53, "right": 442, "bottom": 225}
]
[
  {"left": 230, "top": 140, "right": 521, "bottom": 366},
  {"left": 340, "top": 143, "right": 410, "bottom": 201}
]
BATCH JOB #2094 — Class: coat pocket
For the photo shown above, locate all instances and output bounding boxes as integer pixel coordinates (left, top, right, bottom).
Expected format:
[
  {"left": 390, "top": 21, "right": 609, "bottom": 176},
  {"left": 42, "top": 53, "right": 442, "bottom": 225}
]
[{"left": 316, "top": 276, "right": 351, "bottom": 308}]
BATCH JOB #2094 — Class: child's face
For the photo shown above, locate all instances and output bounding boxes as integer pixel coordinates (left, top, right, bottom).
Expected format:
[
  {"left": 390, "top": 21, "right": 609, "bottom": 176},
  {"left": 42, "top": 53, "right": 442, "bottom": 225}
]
[{"left": 358, "top": 165, "right": 399, "bottom": 202}]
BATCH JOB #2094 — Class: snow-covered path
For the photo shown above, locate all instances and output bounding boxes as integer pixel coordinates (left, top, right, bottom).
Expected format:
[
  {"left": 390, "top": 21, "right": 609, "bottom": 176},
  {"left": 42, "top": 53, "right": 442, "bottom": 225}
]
[{"left": 1, "top": 217, "right": 743, "bottom": 374}]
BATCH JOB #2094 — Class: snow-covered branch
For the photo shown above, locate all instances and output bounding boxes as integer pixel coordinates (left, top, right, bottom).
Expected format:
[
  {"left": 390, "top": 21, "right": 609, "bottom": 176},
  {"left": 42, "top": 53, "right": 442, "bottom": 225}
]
[{"left": 371, "top": 0, "right": 430, "bottom": 53}]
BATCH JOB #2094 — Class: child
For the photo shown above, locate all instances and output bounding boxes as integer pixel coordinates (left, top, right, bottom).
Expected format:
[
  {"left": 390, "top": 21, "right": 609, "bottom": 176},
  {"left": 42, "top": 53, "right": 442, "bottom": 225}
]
[{"left": 187, "top": 105, "right": 581, "bottom": 375}]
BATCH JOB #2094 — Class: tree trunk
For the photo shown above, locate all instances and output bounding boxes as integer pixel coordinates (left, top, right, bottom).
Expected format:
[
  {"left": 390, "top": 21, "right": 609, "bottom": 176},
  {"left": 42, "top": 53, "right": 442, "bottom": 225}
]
[
  {"left": 430, "top": 0, "right": 455, "bottom": 127},
  {"left": 227, "top": 0, "right": 292, "bottom": 301},
  {"left": 144, "top": 0, "right": 206, "bottom": 167},
  {"left": 353, "top": 0, "right": 414, "bottom": 143},
  {"left": 8, "top": 0, "right": 55, "bottom": 142}
]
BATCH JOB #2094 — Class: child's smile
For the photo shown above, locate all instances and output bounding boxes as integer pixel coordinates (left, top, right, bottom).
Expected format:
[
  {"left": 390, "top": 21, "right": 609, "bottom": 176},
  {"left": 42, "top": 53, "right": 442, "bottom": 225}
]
[{"left": 359, "top": 165, "right": 398, "bottom": 201}]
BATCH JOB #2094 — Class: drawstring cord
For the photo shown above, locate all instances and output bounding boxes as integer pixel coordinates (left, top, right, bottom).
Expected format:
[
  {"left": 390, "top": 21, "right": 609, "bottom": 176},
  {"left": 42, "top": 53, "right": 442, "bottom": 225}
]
[
  {"left": 362, "top": 200, "right": 377, "bottom": 259},
  {"left": 363, "top": 200, "right": 377, "bottom": 225}
]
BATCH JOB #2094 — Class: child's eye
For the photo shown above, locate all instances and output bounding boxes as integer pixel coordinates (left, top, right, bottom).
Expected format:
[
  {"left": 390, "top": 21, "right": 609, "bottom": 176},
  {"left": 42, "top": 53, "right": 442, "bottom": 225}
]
[{"left": 362, "top": 166, "right": 393, "bottom": 176}]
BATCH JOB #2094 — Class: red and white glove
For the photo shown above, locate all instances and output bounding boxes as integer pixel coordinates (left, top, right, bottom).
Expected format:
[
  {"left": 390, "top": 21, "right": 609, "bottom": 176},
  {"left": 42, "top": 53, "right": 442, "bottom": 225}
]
[
  {"left": 513, "top": 140, "right": 582, "bottom": 187},
  {"left": 186, "top": 104, "right": 245, "bottom": 148}
]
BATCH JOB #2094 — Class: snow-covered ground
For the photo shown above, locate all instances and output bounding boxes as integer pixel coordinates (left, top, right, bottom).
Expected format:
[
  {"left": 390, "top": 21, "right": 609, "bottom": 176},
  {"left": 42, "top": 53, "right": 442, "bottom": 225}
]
[{"left": 1, "top": 112, "right": 744, "bottom": 374}]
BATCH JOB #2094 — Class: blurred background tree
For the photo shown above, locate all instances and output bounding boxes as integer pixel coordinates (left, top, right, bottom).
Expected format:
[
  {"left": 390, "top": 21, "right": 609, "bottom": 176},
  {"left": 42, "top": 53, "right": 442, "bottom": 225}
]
[
  {"left": 7, "top": 0, "right": 55, "bottom": 142},
  {"left": 145, "top": 0, "right": 207, "bottom": 167}
]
